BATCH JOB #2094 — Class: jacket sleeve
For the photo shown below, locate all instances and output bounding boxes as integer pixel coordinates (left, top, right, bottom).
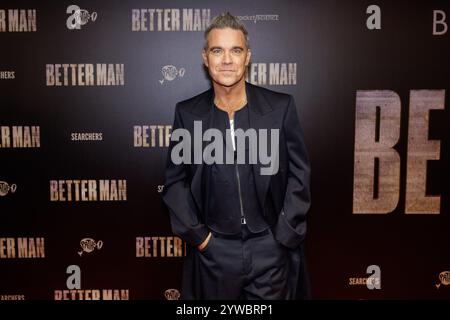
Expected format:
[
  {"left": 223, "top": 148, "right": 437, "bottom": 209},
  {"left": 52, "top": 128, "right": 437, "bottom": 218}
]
[
  {"left": 162, "top": 103, "right": 209, "bottom": 247},
  {"left": 272, "top": 95, "right": 311, "bottom": 249}
]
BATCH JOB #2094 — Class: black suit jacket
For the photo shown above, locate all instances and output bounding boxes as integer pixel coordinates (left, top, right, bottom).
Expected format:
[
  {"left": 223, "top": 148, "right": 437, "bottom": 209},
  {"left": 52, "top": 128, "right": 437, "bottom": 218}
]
[{"left": 162, "top": 81, "right": 311, "bottom": 250}]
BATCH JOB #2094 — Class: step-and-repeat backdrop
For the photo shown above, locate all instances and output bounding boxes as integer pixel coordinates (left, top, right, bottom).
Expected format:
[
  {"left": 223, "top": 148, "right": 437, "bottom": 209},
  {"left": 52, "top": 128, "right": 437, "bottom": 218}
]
[{"left": 1, "top": 0, "right": 449, "bottom": 300}]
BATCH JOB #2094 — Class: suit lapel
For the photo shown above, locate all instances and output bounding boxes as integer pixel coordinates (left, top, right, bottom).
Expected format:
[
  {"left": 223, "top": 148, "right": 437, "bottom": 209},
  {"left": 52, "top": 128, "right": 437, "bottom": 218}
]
[
  {"left": 246, "top": 82, "right": 275, "bottom": 209},
  {"left": 189, "top": 88, "right": 214, "bottom": 214}
]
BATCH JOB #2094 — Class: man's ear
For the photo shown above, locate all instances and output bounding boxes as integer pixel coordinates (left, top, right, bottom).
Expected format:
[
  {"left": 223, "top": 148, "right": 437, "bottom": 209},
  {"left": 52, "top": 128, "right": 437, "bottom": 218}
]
[
  {"left": 202, "top": 49, "right": 209, "bottom": 67},
  {"left": 245, "top": 48, "right": 252, "bottom": 66}
]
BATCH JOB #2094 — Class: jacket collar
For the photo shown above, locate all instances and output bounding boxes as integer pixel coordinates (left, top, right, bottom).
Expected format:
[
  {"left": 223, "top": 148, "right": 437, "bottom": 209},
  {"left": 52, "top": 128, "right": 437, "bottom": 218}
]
[{"left": 191, "top": 81, "right": 273, "bottom": 118}]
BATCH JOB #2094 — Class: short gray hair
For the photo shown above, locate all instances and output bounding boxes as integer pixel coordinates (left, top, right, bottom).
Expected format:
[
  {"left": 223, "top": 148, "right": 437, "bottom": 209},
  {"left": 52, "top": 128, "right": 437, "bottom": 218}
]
[{"left": 203, "top": 12, "right": 249, "bottom": 50}]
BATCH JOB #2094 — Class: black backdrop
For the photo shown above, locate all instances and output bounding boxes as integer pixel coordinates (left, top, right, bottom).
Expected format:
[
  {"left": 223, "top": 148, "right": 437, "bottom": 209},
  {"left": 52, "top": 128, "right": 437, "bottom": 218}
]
[{"left": 1, "top": 0, "right": 449, "bottom": 300}]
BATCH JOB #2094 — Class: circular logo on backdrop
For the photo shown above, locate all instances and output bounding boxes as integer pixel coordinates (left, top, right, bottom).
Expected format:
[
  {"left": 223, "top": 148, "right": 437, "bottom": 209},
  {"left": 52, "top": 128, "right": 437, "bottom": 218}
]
[
  {"left": 164, "top": 289, "right": 180, "bottom": 300},
  {"left": 436, "top": 271, "right": 450, "bottom": 289},
  {"left": 160, "top": 65, "right": 185, "bottom": 84},
  {"left": 78, "top": 238, "right": 103, "bottom": 256},
  {"left": 0, "top": 181, "right": 17, "bottom": 196}
]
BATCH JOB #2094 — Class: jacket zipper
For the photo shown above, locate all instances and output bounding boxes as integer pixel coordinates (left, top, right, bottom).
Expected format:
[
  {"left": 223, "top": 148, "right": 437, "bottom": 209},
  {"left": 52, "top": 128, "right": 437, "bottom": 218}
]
[
  {"left": 230, "top": 117, "right": 246, "bottom": 223},
  {"left": 235, "top": 163, "right": 245, "bottom": 222}
]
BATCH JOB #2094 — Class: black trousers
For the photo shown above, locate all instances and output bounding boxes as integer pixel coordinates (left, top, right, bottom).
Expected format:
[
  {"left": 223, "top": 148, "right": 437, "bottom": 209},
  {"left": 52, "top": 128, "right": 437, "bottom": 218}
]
[{"left": 181, "top": 224, "right": 301, "bottom": 300}]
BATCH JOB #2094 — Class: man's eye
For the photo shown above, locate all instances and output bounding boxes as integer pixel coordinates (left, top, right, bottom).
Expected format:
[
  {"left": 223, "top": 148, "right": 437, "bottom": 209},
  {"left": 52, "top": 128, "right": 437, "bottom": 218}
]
[
  {"left": 233, "top": 49, "right": 242, "bottom": 54},
  {"left": 212, "top": 49, "right": 222, "bottom": 54}
]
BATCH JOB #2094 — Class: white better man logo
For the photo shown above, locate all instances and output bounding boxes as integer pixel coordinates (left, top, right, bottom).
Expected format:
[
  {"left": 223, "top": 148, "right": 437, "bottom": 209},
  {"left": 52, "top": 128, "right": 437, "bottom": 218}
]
[{"left": 66, "top": 5, "right": 97, "bottom": 30}]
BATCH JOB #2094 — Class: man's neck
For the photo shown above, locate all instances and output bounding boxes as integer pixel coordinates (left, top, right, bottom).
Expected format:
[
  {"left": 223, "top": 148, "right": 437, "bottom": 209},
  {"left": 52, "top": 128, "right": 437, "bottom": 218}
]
[{"left": 213, "top": 79, "right": 247, "bottom": 119}]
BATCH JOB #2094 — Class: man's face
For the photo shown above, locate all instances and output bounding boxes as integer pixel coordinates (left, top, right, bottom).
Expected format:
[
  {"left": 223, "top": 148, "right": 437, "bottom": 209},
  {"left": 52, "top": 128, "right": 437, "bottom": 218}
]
[{"left": 202, "top": 27, "right": 251, "bottom": 88}]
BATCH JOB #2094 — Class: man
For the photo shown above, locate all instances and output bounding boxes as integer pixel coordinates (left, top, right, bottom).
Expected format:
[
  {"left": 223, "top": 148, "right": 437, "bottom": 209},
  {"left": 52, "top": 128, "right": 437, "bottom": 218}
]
[{"left": 162, "top": 12, "right": 311, "bottom": 300}]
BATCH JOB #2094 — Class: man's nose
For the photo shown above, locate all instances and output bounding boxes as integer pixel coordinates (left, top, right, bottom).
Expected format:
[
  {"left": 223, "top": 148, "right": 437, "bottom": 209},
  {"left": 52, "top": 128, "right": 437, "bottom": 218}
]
[{"left": 222, "top": 51, "right": 232, "bottom": 64}]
